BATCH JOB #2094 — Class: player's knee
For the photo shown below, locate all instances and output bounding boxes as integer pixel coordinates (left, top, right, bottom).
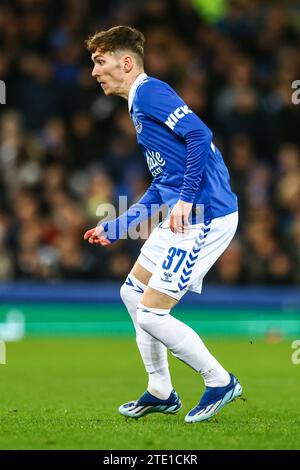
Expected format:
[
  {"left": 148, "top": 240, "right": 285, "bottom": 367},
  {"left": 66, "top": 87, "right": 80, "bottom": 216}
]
[
  {"left": 136, "top": 307, "right": 152, "bottom": 332},
  {"left": 120, "top": 282, "right": 129, "bottom": 307},
  {"left": 120, "top": 283, "right": 128, "bottom": 305},
  {"left": 120, "top": 276, "right": 145, "bottom": 309}
]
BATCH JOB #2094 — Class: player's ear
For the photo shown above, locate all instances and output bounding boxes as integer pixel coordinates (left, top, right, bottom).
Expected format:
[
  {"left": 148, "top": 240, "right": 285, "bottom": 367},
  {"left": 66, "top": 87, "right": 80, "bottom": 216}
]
[{"left": 123, "top": 55, "right": 134, "bottom": 73}]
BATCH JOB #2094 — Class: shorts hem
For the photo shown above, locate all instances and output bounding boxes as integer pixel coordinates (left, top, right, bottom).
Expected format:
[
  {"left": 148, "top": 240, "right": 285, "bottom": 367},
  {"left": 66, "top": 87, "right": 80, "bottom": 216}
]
[{"left": 137, "top": 252, "right": 156, "bottom": 274}]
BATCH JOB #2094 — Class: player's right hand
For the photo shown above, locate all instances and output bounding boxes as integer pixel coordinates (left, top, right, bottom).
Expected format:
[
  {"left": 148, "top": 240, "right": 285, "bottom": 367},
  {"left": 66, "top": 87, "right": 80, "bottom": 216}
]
[{"left": 83, "top": 225, "right": 111, "bottom": 246}]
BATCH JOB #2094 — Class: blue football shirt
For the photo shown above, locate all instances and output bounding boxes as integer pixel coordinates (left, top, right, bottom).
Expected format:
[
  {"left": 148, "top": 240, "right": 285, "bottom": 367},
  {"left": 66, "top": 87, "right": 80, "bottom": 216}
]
[{"left": 102, "top": 73, "right": 238, "bottom": 241}]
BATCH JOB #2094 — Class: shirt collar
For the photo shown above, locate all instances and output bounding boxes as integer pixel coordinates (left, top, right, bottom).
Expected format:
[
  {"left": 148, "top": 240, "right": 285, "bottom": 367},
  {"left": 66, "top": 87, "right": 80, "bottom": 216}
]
[{"left": 128, "top": 72, "right": 148, "bottom": 112}]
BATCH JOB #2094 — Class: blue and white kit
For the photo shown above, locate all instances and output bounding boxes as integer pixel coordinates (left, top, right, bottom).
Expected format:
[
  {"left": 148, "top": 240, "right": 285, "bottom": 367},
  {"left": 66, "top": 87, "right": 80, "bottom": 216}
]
[{"left": 102, "top": 73, "right": 239, "bottom": 299}]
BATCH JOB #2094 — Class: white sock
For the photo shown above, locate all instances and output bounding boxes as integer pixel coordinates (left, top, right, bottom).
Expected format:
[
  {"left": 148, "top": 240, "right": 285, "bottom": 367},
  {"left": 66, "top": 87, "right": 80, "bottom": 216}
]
[
  {"left": 137, "top": 303, "right": 230, "bottom": 387},
  {"left": 147, "top": 367, "right": 173, "bottom": 399},
  {"left": 120, "top": 275, "right": 173, "bottom": 399}
]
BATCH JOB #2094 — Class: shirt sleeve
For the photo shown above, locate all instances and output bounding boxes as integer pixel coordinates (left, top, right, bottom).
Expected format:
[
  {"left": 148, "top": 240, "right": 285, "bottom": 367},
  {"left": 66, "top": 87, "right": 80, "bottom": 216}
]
[
  {"left": 180, "top": 128, "right": 212, "bottom": 203},
  {"left": 138, "top": 82, "right": 213, "bottom": 203},
  {"left": 101, "top": 181, "right": 163, "bottom": 243}
]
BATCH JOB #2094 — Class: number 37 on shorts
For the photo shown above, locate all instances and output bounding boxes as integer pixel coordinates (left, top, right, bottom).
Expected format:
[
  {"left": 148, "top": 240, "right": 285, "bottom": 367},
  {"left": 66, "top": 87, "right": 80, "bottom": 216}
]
[{"left": 140, "top": 212, "right": 239, "bottom": 300}]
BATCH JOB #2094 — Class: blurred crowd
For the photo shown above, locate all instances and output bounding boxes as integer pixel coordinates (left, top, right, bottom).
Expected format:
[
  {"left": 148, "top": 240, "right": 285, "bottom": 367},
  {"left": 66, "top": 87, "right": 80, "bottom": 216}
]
[{"left": 0, "top": 0, "right": 300, "bottom": 285}]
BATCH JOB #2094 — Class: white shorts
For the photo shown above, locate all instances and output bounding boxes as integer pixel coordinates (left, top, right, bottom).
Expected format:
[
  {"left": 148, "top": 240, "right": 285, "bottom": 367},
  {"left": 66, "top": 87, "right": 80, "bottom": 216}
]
[{"left": 137, "top": 211, "right": 238, "bottom": 301}]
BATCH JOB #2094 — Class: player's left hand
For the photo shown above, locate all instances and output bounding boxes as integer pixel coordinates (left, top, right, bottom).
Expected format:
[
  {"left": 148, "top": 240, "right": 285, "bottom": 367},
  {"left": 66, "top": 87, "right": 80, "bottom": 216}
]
[
  {"left": 170, "top": 200, "right": 193, "bottom": 234},
  {"left": 83, "top": 225, "right": 111, "bottom": 246}
]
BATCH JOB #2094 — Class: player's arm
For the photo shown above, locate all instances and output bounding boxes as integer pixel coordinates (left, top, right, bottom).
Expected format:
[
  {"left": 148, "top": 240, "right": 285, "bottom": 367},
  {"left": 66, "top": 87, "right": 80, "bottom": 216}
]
[
  {"left": 139, "top": 83, "right": 212, "bottom": 233},
  {"left": 83, "top": 181, "right": 162, "bottom": 245}
]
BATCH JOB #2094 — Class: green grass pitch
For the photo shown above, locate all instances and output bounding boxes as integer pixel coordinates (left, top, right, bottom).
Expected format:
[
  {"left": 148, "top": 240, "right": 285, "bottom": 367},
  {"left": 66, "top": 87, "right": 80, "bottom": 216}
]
[{"left": 0, "top": 337, "right": 299, "bottom": 450}]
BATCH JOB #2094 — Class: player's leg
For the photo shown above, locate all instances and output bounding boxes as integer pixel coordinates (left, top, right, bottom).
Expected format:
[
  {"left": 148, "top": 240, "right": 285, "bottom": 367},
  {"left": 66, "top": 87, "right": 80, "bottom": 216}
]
[
  {"left": 120, "top": 261, "right": 174, "bottom": 400},
  {"left": 118, "top": 221, "right": 184, "bottom": 418},
  {"left": 136, "top": 211, "right": 242, "bottom": 422},
  {"left": 137, "top": 287, "right": 242, "bottom": 424},
  {"left": 119, "top": 261, "right": 182, "bottom": 418},
  {"left": 137, "top": 287, "right": 230, "bottom": 388}
]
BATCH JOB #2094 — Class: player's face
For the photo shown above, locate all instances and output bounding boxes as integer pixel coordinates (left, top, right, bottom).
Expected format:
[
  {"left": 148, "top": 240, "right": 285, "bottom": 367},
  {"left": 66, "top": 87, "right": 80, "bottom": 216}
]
[{"left": 91, "top": 50, "right": 124, "bottom": 96}]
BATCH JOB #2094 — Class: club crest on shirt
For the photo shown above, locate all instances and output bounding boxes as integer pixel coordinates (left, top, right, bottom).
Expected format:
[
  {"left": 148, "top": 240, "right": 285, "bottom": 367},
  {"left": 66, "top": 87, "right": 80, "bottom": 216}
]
[
  {"left": 145, "top": 149, "right": 166, "bottom": 177},
  {"left": 132, "top": 114, "right": 143, "bottom": 134}
]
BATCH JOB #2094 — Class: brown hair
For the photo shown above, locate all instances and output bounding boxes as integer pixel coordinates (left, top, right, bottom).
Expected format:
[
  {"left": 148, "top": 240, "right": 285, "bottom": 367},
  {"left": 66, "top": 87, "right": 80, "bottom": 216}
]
[{"left": 86, "top": 26, "right": 145, "bottom": 66}]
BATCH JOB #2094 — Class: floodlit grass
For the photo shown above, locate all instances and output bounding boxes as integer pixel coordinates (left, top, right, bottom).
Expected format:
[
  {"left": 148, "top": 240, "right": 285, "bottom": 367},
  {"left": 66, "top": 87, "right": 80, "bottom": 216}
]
[{"left": 0, "top": 337, "right": 299, "bottom": 449}]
